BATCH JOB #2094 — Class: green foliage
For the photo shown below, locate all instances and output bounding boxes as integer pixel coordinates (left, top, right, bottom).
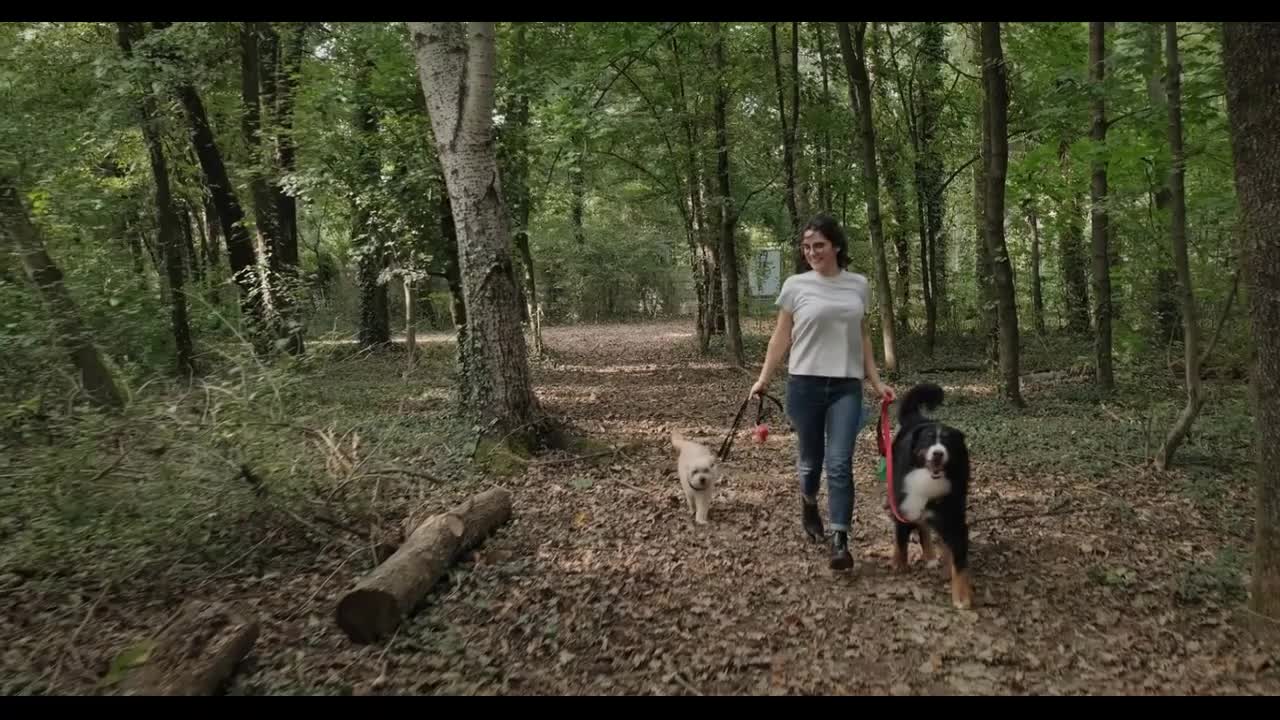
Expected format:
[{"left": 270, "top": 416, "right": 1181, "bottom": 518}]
[
  {"left": 0, "top": 341, "right": 473, "bottom": 594},
  {"left": 0, "top": 20, "right": 1256, "bottom": 441},
  {"left": 1175, "top": 546, "right": 1248, "bottom": 606}
]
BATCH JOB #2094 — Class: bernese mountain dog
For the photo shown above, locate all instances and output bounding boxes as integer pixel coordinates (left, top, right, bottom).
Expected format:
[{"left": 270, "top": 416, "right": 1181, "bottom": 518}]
[{"left": 887, "top": 382, "right": 974, "bottom": 609}]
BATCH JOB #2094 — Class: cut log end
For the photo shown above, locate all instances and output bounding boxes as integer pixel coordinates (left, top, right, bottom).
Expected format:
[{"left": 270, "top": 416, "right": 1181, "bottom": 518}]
[{"left": 336, "top": 589, "right": 401, "bottom": 645}]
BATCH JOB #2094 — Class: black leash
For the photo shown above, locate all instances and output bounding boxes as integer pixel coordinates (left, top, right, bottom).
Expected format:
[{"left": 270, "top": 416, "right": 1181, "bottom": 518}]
[{"left": 716, "top": 391, "right": 785, "bottom": 462}]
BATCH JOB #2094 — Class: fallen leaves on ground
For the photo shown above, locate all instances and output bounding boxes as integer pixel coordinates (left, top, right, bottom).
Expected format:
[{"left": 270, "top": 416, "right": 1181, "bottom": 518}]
[{"left": 3, "top": 321, "right": 1277, "bottom": 695}]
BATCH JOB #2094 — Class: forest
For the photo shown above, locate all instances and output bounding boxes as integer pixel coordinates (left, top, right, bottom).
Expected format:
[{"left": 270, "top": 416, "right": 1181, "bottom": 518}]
[{"left": 1, "top": 20, "right": 1278, "bottom": 695}]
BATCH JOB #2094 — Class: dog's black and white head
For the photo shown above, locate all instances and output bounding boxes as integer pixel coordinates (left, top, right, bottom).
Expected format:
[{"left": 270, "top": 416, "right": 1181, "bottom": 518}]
[{"left": 904, "top": 421, "right": 964, "bottom": 476}]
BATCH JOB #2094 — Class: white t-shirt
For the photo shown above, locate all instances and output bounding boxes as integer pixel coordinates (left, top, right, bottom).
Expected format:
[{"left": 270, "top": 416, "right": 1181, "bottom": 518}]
[{"left": 775, "top": 270, "right": 871, "bottom": 379}]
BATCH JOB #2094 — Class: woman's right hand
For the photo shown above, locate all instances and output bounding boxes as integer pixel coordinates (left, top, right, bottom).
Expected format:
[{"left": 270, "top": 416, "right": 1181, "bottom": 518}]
[{"left": 750, "top": 378, "right": 767, "bottom": 399}]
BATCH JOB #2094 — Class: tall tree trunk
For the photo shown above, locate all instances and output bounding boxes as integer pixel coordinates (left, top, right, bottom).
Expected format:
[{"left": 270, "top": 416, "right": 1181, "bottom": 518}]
[
  {"left": 919, "top": 22, "right": 947, "bottom": 338},
  {"left": 672, "top": 35, "right": 711, "bottom": 353},
  {"left": 502, "top": 23, "right": 543, "bottom": 357},
  {"left": 916, "top": 170, "right": 936, "bottom": 353},
  {"left": 771, "top": 23, "right": 803, "bottom": 274},
  {"left": 1155, "top": 24, "right": 1203, "bottom": 470},
  {"left": 871, "top": 24, "right": 912, "bottom": 334},
  {"left": 1146, "top": 22, "right": 1180, "bottom": 341},
  {"left": 117, "top": 22, "right": 196, "bottom": 377},
  {"left": 1222, "top": 20, "right": 1280, "bottom": 624},
  {"left": 404, "top": 277, "right": 417, "bottom": 367},
  {"left": 351, "top": 44, "right": 389, "bottom": 350},
  {"left": 973, "top": 22, "right": 996, "bottom": 366},
  {"left": 274, "top": 23, "right": 306, "bottom": 349},
  {"left": 200, "top": 196, "right": 221, "bottom": 307},
  {"left": 0, "top": 175, "right": 124, "bottom": 409},
  {"left": 152, "top": 21, "right": 270, "bottom": 352},
  {"left": 355, "top": 235, "right": 390, "bottom": 349},
  {"left": 702, "top": 173, "right": 724, "bottom": 341},
  {"left": 1025, "top": 200, "right": 1046, "bottom": 334},
  {"left": 182, "top": 206, "right": 203, "bottom": 287},
  {"left": 514, "top": 233, "right": 543, "bottom": 356},
  {"left": 202, "top": 195, "right": 221, "bottom": 270},
  {"left": 888, "top": 23, "right": 936, "bottom": 354},
  {"left": 242, "top": 22, "right": 302, "bottom": 355},
  {"left": 981, "top": 21, "right": 1024, "bottom": 406},
  {"left": 837, "top": 21, "right": 898, "bottom": 371},
  {"left": 1058, "top": 141, "right": 1093, "bottom": 334},
  {"left": 1089, "top": 22, "right": 1115, "bottom": 393},
  {"left": 570, "top": 128, "right": 586, "bottom": 247},
  {"left": 239, "top": 23, "right": 281, "bottom": 274},
  {"left": 274, "top": 23, "right": 303, "bottom": 265},
  {"left": 176, "top": 81, "right": 269, "bottom": 346},
  {"left": 710, "top": 21, "right": 744, "bottom": 367},
  {"left": 815, "top": 23, "right": 834, "bottom": 213},
  {"left": 439, "top": 191, "right": 470, "bottom": 378},
  {"left": 126, "top": 221, "right": 146, "bottom": 276},
  {"left": 409, "top": 22, "right": 552, "bottom": 449}
]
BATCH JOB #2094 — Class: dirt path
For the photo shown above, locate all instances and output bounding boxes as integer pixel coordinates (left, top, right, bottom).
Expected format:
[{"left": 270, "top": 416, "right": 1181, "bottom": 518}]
[
  {"left": 357, "top": 322, "right": 1278, "bottom": 695},
  {"left": 7, "top": 321, "right": 1277, "bottom": 695}
]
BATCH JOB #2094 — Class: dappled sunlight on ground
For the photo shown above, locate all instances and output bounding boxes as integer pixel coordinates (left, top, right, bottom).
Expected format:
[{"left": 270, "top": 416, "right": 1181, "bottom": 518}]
[
  {"left": 12, "top": 318, "right": 1269, "bottom": 697},
  {"left": 543, "top": 361, "right": 735, "bottom": 374},
  {"left": 941, "top": 382, "right": 998, "bottom": 397}
]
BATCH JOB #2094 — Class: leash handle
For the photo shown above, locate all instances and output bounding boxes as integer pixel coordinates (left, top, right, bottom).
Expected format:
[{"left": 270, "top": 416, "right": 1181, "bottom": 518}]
[
  {"left": 877, "top": 395, "right": 892, "bottom": 457},
  {"left": 880, "top": 395, "right": 910, "bottom": 525},
  {"left": 717, "top": 391, "right": 784, "bottom": 462}
]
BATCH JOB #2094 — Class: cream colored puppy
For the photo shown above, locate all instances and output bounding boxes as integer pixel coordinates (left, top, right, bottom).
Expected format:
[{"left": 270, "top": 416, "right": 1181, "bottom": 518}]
[{"left": 671, "top": 430, "right": 719, "bottom": 525}]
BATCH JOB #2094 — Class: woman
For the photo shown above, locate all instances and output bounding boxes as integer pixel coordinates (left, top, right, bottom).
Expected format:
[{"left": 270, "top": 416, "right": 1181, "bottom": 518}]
[{"left": 750, "top": 214, "right": 895, "bottom": 571}]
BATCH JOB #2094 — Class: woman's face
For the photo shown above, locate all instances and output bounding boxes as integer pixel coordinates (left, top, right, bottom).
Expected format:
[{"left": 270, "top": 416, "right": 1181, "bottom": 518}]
[{"left": 802, "top": 228, "right": 838, "bottom": 274}]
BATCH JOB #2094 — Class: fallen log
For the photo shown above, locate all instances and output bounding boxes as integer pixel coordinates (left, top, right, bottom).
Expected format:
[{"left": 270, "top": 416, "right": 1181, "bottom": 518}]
[
  {"left": 398, "top": 486, "right": 513, "bottom": 549},
  {"left": 337, "top": 486, "right": 513, "bottom": 644},
  {"left": 118, "top": 600, "right": 259, "bottom": 696}
]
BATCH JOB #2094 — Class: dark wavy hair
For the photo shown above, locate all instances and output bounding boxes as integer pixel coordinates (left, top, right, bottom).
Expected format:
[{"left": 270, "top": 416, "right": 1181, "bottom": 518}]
[{"left": 801, "top": 213, "right": 850, "bottom": 269}]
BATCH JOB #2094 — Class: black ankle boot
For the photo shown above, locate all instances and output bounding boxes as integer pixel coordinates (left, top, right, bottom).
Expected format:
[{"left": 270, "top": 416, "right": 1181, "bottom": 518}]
[
  {"left": 801, "top": 498, "right": 824, "bottom": 542},
  {"left": 830, "top": 531, "right": 853, "bottom": 570}
]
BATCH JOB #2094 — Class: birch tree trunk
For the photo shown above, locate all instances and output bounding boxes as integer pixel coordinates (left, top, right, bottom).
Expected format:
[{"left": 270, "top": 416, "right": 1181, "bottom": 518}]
[{"left": 409, "top": 22, "right": 552, "bottom": 450}]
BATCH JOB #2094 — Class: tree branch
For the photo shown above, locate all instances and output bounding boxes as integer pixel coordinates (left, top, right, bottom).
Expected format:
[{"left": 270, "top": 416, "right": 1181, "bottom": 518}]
[
  {"left": 739, "top": 172, "right": 782, "bottom": 215},
  {"left": 1198, "top": 269, "right": 1241, "bottom": 368},
  {"left": 538, "top": 22, "right": 683, "bottom": 194},
  {"left": 884, "top": 24, "right": 920, "bottom": 150},
  {"left": 938, "top": 126, "right": 1035, "bottom": 196},
  {"left": 1106, "top": 92, "right": 1225, "bottom": 130},
  {"left": 607, "top": 60, "right": 689, "bottom": 227},
  {"left": 592, "top": 148, "right": 672, "bottom": 195},
  {"left": 924, "top": 47, "right": 981, "bottom": 82}
]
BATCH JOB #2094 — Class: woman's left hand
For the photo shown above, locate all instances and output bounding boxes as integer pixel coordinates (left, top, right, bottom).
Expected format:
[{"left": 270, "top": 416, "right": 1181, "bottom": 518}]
[{"left": 874, "top": 382, "right": 896, "bottom": 402}]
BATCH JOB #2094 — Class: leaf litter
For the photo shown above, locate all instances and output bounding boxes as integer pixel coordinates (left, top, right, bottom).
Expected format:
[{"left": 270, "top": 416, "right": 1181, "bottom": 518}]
[{"left": 2, "top": 321, "right": 1279, "bottom": 695}]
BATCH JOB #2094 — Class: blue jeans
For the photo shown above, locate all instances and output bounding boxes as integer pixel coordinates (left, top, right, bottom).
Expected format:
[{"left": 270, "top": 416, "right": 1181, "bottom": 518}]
[{"left": 786, "top": 375, "right": 868, "bottom": 532}]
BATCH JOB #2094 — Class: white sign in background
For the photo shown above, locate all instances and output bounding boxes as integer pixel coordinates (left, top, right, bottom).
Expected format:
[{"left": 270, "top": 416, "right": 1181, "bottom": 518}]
[{"left": 749, "top": 248, "right": 782, "bottom": 298}]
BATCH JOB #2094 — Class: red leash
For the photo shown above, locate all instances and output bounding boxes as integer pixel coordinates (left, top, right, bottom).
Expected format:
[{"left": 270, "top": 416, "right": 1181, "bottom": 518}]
[{"left": 878, "top": 396, "right": 911, "bottom": 525}]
